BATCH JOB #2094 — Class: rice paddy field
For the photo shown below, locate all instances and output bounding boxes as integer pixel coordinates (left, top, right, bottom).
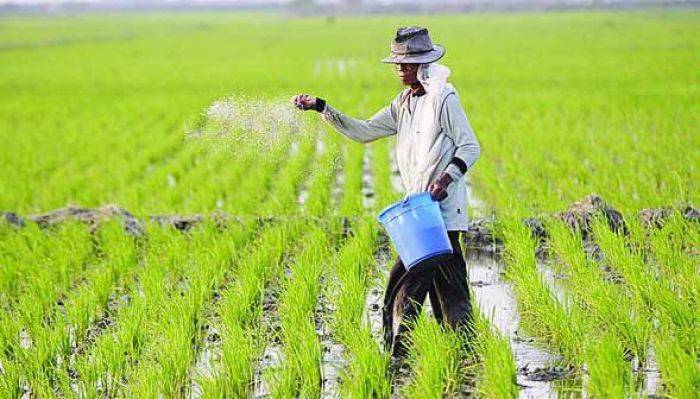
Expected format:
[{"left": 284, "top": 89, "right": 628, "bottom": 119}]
[{"left": 0, "top": 8, "right": 698, "bottom": 399}]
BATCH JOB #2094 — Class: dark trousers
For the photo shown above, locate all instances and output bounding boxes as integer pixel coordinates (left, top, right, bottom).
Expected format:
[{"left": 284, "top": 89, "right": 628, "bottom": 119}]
[{"left": 382, "top": 231, "right": 473, "bottom": 358}]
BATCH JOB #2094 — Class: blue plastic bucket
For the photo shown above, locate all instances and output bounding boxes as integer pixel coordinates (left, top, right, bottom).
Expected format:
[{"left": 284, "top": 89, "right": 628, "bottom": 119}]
[{"left": 377, "top": 192, "right": 453, "bottom": 270}]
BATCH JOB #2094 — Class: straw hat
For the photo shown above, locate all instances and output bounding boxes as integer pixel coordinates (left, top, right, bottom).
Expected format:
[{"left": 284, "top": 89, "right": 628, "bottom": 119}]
[{"left": 382, "top": 26, "right": 446, "bottom": 64}]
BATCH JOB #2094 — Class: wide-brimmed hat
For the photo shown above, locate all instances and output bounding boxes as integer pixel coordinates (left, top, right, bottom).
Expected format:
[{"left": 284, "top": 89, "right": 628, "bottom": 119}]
[{"left": 382, "top": 26, "right": 445, "bottom": 64}]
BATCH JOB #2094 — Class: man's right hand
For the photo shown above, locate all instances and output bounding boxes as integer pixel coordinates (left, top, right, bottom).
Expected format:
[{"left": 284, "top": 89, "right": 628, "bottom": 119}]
[{"left": 291, "top": 94, "right": 317, "bottom": 111}]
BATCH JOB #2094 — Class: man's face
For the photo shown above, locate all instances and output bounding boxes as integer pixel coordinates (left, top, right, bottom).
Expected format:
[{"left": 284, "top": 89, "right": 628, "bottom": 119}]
[{"left": 395, "top": 63, "right": 419, "bottom": 86}]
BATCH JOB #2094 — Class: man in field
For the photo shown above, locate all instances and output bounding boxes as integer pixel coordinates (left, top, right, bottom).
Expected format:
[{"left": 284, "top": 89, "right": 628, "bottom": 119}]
[{"left": 292, "top": 26, "right": 480, "bottom": 362}]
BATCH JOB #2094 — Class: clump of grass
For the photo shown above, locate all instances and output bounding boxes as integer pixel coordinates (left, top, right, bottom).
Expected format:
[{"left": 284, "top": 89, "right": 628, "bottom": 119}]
[
  {"left": 269, "top": 226, "right": 330, "bottom": 398},
  {"left": 330, "top": 219, "right": 390, "bottom": 398},
  {"left": 472, "top": 312, "right": 518, "bottom": 399},
  {"left": 198, "top": 222, "right": 300, "bottom": 397},
  {"left": 402, "top": 315, "right": 462, "bottom": 399},
  {"left": 583, "top": 331, "right": 633, "bottom": 398},
  {"left": 549, "top": 219, "right": 651, "bottom": 363},
  {"left": 593, "top": 214, "right": 698, "bottom": 398},
  {"left": 499, "top": 218, "right": 584, "bottom": 362}
]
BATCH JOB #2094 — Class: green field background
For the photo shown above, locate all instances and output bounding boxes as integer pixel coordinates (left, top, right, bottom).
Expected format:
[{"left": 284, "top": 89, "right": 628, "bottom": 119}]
[
  {"left": 1, "top": 10, "right": 697, "bottom": 215},
  {"left": 1, "top": 10, "right": 698, "bottom": 398}
]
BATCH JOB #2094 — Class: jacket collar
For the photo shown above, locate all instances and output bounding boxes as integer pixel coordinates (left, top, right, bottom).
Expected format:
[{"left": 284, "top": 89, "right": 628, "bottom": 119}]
[{"left": 410, "top": 85, "right": 426, "bottom": 97}]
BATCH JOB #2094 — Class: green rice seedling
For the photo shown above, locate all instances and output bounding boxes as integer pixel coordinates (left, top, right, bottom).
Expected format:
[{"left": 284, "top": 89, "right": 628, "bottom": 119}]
[
  {"left": 593, "top": 215, "right": 698, "bottom": 398},
  {"left": 328, "top": 219, "right": 390, "bottom": 398},
  {"left": 653, "top": 319, "right": 699, "bottom": 399},
  {"left": 69, "top": 223, "right": 196, "bottom": 396},
  {"left": 338, "top": 329, "right": 391, "bottom": 398},
  {"left": 305, "top": 131, "right": 341, "bottom": 217},
  {"left": 219, "top": 136, "right": 293, "bottom": 215},
  {"left": 370, "top": 138, "right": 398, "bottom": 208},
  {"left": 583, "top": 331, "right": 633, "bottom": 398},
  {"left": 547, "top": 219, "right": 657, "bottom": 396},
  {"left": 200, "top": 125, "right": 321, "bottom": 394},
  {"left": 472, "top": 311, "right": 517, "bottom": 399},
  {"left": 268, "top": 134, "right": 318, "bottom": 216},
  {"left": 270, "top": 226, "right": 331, "bottom": 398},
  {"left": 200, "top": 221, "right": 303, "bottom": 397},
  {"left": 646, "top": 216, "right": 698, "bottom": 358},
  {"left": 0, "top": 360, "right": 21, "bottom": 398},
  {"left": 402, "top": 314, "right": 461, "bottom": 399},
  {"left": 43, "top": 220, "right": 141, "bottom": 390},
  {"left": 123, "top": 220, "right": 255, "bottom": 398},
  {"left": 339, "top": 141, "right": 366, "bottom": 217},
  {"left": 499, "top": 219, "right": 584, "bottom": 362},
  {"left": 0, "top": 221, "right": 116, "bottom": 393},
  {"left": 0, "top": 221, "right": 92, "bottom": 317},
  {"left": 548, "top": 219, "right": 651, "bottom": 363},
  {"left": 504, "top": 218, "right": 637, "bottom": 397}
]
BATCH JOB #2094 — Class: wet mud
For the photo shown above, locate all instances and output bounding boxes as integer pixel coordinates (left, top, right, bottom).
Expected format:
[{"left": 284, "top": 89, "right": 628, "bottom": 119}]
[
  {"left": 252, "top": 282, "right": 283, "bottom": 399},
  {"left": 361, "top": 146, "right": 376, "bottom": 210},
  {"left": 317, "top": 277, "right": 344, "bottom": 399},
  {"left": 467, "top": 253, "right": 574, "bottom": 398}
]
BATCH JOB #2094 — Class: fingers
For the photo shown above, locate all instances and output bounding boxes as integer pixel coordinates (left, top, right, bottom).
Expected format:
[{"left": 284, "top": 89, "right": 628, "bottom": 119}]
[
  {"left": 290, "top": 94, "right": 315, "bottom": 111},
  {"left": 428, "top": 184, "right": 448, "bottom": 201},
  {"left": 291, "top": 94, "right": 305, "bottom": 110}
]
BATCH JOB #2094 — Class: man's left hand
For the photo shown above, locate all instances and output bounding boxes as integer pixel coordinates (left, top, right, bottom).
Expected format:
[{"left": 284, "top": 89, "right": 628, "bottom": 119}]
[{"left": 428, "top": 172, "right": 452, "bottom": 201}]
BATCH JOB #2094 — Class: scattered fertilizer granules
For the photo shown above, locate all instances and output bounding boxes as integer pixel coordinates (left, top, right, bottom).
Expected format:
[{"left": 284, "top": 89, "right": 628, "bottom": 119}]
[{"left": 185, "top": 96, "right": 306, "bottom": 155}]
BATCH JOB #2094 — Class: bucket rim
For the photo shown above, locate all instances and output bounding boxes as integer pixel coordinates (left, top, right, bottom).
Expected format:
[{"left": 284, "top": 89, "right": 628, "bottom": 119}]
[
  {"left": 376, "top": 192, "right": 435, "bottom": 224},
  {"left": 405, "top": 250, "right": 453, "bottom": 269}
]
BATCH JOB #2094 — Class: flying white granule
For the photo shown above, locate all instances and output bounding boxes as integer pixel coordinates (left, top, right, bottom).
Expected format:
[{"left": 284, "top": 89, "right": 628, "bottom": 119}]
[{"left": 185, "top": 96, "right": 307, "bottom": 154}]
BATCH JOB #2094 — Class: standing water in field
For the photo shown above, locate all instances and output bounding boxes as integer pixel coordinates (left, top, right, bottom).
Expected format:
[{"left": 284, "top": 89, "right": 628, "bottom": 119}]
[{"left": 185, "top": 96, "right": 306, "bottom": 154}]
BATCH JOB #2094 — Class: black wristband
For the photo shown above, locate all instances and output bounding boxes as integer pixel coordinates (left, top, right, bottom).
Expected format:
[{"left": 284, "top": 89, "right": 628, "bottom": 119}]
[
  {"left": 315, "top": 98, "right": 326, "bottom": 112},
  {"left": 450, "top": 157, "right": 468, "bottom": 174}
]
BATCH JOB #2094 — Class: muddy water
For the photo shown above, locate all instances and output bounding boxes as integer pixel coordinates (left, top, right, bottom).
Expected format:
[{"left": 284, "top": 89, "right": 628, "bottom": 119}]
[
  {"left": 330, "top": 147, "right": 345, "bottom": 212},
  {"left": 253, "top": 285, "right": 283, "bottom": 398},
  {"left": 468, "top": 254, "right": 574, "bottom": 399},
  {"left": 639, "top": 348, "right": 662, "bottom": 398},
  {"left": 188, "top": 323, "right": 219, "bottom": 398},
  {"left": 362, "top": 146, "right": 375, "bottom": 210},
  {"left": 318, "top": 286, "right": 345, "bottom": 399},
  {"left": 367, "top": 247, "right": 392, "bottom": 342}
]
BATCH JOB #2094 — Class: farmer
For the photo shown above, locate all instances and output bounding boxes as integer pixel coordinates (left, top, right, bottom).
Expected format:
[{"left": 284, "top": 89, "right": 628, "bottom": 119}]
[{"left": 292, "top": 26, "right": 480, "bottom": 361}]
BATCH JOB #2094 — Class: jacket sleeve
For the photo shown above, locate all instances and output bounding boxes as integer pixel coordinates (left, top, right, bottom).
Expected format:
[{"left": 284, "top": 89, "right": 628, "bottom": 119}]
[
  {"left": 440, "top": 93, "right": 480, "bottom": 181},
  {"left": 319, "top": 98, "right": 399, "bottom": 144}
]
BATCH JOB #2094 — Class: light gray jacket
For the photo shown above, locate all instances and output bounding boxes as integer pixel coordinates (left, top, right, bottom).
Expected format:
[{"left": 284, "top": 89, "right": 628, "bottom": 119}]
[{"left": 320, "top": 84, "right": 480, "bottom": 231}]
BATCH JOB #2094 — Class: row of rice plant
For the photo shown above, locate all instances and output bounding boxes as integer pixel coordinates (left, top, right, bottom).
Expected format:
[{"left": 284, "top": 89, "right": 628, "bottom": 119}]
[
  {"left": 546, "top": 220, "right": 647, "bottom": 396},
  {"left": 72, "top": 222, "right": 250, "bottom": 397},
  {"left": 200, "top": 121, "right": 336, "bottom": 396},
  {"left": 266, "top": 121, "right": 346, "bottom": 396},
  {"left": 339, "top": 141, "right": 366, "bottom": 217},
  {"left": 0, "top": 221, "right": 137, "bottom": 396},
  {"left": 122, "top": 221, "right": 254, "bottom": 398},
  {"left": 470, "top": 312, "right": 518, "bottom": 399},
  {"left": 268, "top": 226, "right": 331, "bottom": 397},
  {"left": 500, "top": 213, "right": 696, "bottom": 397},
  {"left": 328, "top": 219, "right": 391, "bottom": 398},
  {"left": 198, "top": 221, "right": 303, "bottom": 397},
  {"left": 0, "top": 222, "right": 92, "bottom": 318},
  {"left": 592, "top": 215, "right": 698, "bottom": 398}
]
